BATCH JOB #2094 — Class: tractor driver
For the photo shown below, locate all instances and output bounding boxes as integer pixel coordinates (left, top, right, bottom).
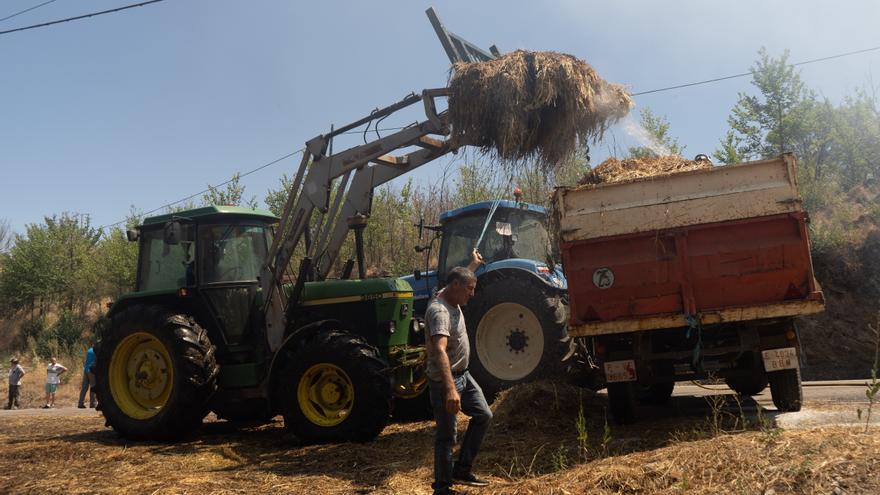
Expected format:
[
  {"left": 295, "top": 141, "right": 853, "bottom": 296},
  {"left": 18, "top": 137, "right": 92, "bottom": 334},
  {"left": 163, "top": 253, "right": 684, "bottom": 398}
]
[{"left": 425, "top": 249, "right": 493, "bottom": 495}]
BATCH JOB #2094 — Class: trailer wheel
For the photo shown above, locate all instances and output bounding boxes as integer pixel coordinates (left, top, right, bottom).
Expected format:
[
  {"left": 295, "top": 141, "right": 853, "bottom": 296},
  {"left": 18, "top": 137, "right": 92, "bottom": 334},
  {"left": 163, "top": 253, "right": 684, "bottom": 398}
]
[
  {"left": 95, "top": 305, "right": 218, "bottom": 440},
  {"left": 725, "top": 374, "right": 768, "bottom": 396},
  {"left": 637, "top": 381, "right": 675, "bottom": 405},
  {"left": 277, "top": 330, "right": 390, "bottom": 443},
  {"left": 607, "top": 382, "right": 637, "bottom": 424},
  {"left": 768, "top": 368, "right": 802, "bottom": 412},
  {"left": 465, "top": 278, "right": 567, "bottom": 401}
]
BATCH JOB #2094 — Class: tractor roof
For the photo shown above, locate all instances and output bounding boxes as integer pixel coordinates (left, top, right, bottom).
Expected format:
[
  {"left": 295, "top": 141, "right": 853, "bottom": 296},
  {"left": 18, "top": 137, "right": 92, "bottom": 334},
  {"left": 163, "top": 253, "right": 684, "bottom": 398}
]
[
  {"left": 141, "top": 205, "right": 279, "bottom": 227},
  {"left": 439, "top": 200, "right": 546, "bottom": 223}
]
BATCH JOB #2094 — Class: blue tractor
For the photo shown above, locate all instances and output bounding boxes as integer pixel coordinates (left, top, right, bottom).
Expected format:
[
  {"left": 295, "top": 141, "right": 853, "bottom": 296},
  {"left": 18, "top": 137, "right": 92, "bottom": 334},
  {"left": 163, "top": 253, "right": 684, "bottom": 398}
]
[{"left": 402, "top": 198, "right": 569, "bottom": 399}]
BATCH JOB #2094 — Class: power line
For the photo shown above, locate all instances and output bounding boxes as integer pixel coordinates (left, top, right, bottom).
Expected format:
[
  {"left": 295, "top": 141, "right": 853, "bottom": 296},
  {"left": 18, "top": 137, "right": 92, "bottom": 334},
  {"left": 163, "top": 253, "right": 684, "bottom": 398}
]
[
  {"left": 0, "top": 0, "right": 60, "bottom": 23},
  {"left": 92, "top": 42, "right": 880, "bottom": 229},
  {"left": 97, "top": 148, "right": 303, "bottom": 231},
  {"left": 96, "top": 126, "right": 412, "bottom": 231},
  {"left": 633, "top": 45, "right": 880, "bottom": 96},
  {"left": 0, "top": 0, "right": 166, "bottom": 36}
]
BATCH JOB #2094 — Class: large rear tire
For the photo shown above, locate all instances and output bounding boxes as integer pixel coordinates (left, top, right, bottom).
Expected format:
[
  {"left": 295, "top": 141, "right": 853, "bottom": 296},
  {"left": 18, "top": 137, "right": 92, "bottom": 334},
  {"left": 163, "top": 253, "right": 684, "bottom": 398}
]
[
  {"left": 464, "top": 278, "right": 567, "bottom": 401},
  {"left": 768, "top": 368, "right": 803, "bottom": 412},
  {"left": 277, "top": 330, "right": 390, "bottom": 443},
  {"left": 94, "top": 305, "right": 218, "bottom": 440}
]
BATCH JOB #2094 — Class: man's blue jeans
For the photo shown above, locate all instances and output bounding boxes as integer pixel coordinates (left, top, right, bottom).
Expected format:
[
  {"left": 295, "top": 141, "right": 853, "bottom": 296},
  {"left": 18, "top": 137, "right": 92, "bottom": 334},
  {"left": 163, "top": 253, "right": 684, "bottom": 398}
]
[{"left": 429, "top": 371, "right": 493, "bottom": 491}]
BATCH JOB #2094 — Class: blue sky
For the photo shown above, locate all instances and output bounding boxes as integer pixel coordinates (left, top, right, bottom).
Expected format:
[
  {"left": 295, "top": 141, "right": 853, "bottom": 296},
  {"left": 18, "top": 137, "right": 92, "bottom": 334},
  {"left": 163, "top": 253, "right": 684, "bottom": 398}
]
[{"left": 2, "top": 0, "right": 879, "bottom": 235}]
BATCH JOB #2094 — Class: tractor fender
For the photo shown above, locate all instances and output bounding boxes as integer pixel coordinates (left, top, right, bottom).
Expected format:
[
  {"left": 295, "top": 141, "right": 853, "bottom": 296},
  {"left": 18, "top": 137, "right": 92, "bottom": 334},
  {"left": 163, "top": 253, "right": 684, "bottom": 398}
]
[
  {"left": 476, "top": 267, "right": 568, "bottom": 327},
  {"left": 478, "top": 266, "right": 565, "bottom": 296},
  {"left": 266, "top": 319, "right": 344, "bottom": 398}
]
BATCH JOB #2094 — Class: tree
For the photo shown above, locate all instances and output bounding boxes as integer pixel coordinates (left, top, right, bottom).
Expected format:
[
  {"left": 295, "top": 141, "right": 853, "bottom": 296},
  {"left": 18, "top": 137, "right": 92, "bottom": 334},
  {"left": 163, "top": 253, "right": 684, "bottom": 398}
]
[
  {"left": 264, "top": 173, "right": 294, "bottom": 217},
  {"left": 95, "top": 228, "right": 138, "bottom": 297},
  {"left": 716, "top": 47, "right": 837, "bottom": 178},
  {"left": 202, "top": 173, "right": 258, "bottom": 208},
  {"left": 0, "top": 218, "right": 12, "bottom": 253},
  {"left": 627, "top": 107, "right": 685, "bottom": 159},
  {"left": 0, "top": 213, "right": 100, "bottom": 317}
]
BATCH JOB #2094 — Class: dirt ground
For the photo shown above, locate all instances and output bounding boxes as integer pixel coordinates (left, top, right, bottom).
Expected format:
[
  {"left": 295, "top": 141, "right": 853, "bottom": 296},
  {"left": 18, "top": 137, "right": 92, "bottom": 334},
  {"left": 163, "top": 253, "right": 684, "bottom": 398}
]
[{"left": 1, "top": 382, "right": 879, "bottom": 495}]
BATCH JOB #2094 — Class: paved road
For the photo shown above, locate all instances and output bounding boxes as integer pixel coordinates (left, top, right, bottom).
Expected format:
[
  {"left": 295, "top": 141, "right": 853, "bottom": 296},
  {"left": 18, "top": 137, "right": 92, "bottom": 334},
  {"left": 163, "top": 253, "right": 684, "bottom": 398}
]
[{"left": 665, "top": 379, "right": 877, "bottom": 429}]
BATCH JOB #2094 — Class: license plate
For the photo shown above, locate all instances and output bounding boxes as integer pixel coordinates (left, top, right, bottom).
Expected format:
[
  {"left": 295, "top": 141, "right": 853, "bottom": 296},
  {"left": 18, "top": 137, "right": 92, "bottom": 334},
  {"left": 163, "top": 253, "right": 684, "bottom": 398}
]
[
  {"left": 604, "top": 360, "right": 637, "bottom": 383},
  {"left": 762, "top": 347, "right": 798, "bottom": 372}
]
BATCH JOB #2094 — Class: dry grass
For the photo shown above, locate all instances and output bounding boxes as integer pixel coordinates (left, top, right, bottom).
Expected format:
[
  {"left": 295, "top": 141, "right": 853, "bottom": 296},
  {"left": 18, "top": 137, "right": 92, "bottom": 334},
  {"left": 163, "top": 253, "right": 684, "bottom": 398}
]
[
  {"left": 578, "top": 155, "right": 713, "bottom": 186},
  {"left": 0, "top": 381, "right": 878, "bottom": 494},
  {"left": 448, "top": 50, "right": 632, "bottom": 168}
]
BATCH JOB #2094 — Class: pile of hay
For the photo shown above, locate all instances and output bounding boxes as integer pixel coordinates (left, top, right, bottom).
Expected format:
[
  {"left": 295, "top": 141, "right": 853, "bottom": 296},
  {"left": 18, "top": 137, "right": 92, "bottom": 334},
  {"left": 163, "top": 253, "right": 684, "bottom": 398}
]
[
  {"left": 448, "top": 50, "right": 633, "bottom": 167},
  {"left": 579, "top": 155, "right": 713, "bottom": 185},
  {"left": 492, "top": 380, "right": 596, "bottom": 432}
]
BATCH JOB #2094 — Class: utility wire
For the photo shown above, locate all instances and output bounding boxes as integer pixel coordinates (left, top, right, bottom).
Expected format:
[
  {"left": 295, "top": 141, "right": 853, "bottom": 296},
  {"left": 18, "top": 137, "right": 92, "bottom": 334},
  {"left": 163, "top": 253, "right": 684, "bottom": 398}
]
[
  {"left": 96, "top": 125, "right": 410, "bottom": 231},
  {"left": 0, "top": 0, "right": 166, "bottom": 36},
  {"left": 633, "top": 45, "right": 880, "bottom": 96},
  {"left": 96, "top": 43, "right": 880, "bottom": 229},
  {"left": 0, "top": 0, "right": 59, "bottom": 23},
  {"left": 97, "top": 148, "right": 303, "bottom": 231}
]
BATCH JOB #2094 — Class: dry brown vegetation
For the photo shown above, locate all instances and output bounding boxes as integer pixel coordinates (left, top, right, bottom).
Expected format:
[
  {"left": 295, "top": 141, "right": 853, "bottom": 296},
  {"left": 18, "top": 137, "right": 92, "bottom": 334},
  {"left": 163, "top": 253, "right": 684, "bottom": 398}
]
[
  {"left": 577, "top": 155, "right": 713, "bottom": 185},
  {"left": 448, "top": 50, "right": 632, "bottom": 166},
  {"left": 0, "top": 381, "right": 878, "bottom": 494}
]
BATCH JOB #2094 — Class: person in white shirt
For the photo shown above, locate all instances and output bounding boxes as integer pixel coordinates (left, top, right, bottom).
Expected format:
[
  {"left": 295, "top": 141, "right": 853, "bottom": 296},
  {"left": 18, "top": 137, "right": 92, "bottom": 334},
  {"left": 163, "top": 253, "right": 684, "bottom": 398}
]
[
  {"left": 5, "top": 357, "right": 25, "bottom": 410},
  {"left": 43, "top": 357, "right": 67, "bottom": 409}
]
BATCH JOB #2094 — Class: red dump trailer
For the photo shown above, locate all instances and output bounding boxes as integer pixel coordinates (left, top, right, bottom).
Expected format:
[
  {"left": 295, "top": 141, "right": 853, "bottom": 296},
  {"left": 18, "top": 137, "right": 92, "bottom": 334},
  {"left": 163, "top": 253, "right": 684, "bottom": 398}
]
[{"left": 554, "top": 154, "right": 824, "bottom": 423}]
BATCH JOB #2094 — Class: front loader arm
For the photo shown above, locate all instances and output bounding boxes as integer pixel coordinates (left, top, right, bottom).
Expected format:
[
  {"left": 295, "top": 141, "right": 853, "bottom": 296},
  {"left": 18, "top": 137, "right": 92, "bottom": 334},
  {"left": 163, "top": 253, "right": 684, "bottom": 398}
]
[{"left": 259, "top": 88, "right": 460, "bottom": 350}]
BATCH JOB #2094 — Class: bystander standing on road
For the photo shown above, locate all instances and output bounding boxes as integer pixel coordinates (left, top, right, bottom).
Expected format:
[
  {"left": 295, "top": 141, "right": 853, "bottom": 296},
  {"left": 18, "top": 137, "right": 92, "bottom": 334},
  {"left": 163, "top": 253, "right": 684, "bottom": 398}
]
[
  {"left": 5, "top": 357, "right": 25, "bottom": 410},
  {"left": 78, "top": 344, "right": 97, "bottom": 408},
  {"left": 43, "top": 357, "right": 67, "bottom": 409}
]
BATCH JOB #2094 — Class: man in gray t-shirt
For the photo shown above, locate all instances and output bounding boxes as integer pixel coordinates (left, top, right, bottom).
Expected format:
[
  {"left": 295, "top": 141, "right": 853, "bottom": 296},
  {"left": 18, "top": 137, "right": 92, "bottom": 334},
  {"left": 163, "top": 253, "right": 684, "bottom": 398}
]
[{"left": 426, "top": 254, "right": 493, "bottom": 495}]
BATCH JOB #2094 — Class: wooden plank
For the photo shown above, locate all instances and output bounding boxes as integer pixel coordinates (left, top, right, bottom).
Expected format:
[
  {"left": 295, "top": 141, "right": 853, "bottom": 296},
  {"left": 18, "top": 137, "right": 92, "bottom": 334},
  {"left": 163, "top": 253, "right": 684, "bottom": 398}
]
[
  {"left": 555, "top": 155, "right": 802, "bottom": 242},
  {"left": 567, "top": 296, "right": 825, "bottom": 337}
]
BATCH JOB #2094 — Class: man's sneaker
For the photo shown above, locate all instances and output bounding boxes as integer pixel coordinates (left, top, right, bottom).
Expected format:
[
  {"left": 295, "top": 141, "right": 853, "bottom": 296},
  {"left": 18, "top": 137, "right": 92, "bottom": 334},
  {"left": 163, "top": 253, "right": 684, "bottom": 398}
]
[
  {"left": 452, "top": 470, "right": 489, "bottom": 487},
  {"left": 42, "top": 405, "right": 50, "bottom": 409},
  {"left": 77, "top": 404, "right": 86, "bottom": 409}
]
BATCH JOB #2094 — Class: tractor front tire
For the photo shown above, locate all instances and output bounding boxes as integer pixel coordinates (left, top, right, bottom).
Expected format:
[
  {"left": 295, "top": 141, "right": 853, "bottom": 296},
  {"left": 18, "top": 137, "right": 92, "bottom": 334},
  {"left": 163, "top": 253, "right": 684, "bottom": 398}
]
[
  {"left": 94, "top": 305, "right": 218, "bottom": 440},
  {"left": 277, "top": 330, "right": 390, "bottom": 444},
  {"left": 391, "top": 367, "right": 432, "bottom": 422},
  {"left": 464, "top": 278, "right": 567, "bottom": 402}
]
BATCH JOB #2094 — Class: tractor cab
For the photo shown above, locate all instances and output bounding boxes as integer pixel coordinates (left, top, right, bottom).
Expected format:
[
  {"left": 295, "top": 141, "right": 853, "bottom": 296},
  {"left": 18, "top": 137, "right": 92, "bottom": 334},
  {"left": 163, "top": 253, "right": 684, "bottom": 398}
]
[
  {"left": 438, "top": 200, "right": 554, "bottom": 274},
  {"left": 406, "top": 200, "right": 565, "bottom": 313},
  {"left": 121, "top": 206, "right": 279, "bottom": 350}
]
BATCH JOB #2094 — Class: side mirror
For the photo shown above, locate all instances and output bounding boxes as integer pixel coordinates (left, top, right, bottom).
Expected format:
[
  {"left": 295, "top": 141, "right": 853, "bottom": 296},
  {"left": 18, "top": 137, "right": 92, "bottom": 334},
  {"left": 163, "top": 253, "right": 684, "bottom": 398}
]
[
  {"left": 413, "top": 269, "right": 422, "bottom": 281},
  {"left": 164, "top": 221, "right": 182, "bottom": 245},
  {"left": 126, "top": 229, "right": 139, "bottom": 242}
]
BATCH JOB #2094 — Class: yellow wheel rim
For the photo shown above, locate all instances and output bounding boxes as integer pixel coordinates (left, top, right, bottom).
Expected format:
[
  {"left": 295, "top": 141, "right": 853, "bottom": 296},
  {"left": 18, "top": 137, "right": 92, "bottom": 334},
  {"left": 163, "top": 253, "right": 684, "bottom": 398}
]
[
  {"left": 109, "top": 332, "right": 174, "bottom": 420},
  {"left": 297, "top": 363, "right": 354, "bottom": 427},
  {"left": 395, "top": 371, "right": 428, "bottom": 400}
]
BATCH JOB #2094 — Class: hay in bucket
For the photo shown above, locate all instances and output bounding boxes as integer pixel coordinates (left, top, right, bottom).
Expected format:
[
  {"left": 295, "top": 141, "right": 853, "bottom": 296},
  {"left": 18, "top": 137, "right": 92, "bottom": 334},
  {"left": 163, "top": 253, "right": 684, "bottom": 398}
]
[
  {"left": 448, "top": 50, "right": 633, "bottom": 168},
  {"left": 578, "top": 155, "right": 713, "bottom": 185}
]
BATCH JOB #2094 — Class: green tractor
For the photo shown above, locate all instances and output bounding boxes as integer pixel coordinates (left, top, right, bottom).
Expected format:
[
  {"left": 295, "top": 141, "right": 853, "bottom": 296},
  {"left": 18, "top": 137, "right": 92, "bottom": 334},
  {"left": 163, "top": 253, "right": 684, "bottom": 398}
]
[
  {"left": 94, "top": 89, "right": 461, "bottom": 442},
  {"left": 95, "top": 13, "right": 511, "bottom": 441}
]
